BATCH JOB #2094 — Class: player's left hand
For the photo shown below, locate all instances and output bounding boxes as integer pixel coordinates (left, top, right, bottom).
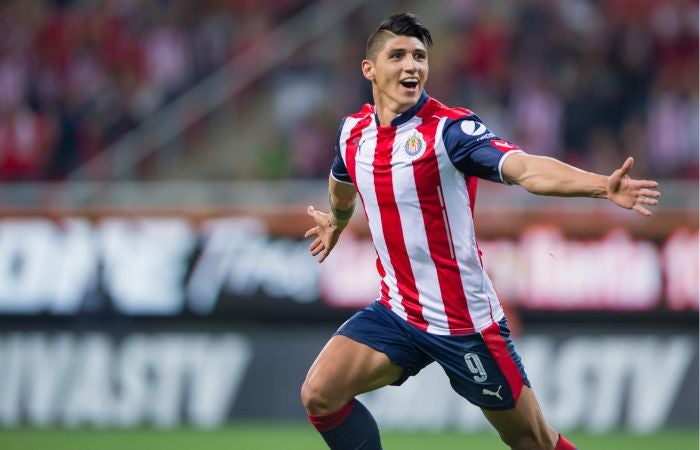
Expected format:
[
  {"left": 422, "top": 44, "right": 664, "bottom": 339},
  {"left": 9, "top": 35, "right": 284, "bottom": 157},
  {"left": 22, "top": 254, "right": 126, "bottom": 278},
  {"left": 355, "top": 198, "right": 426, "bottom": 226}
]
[{"left": 607, "top": 157, "right": 660, "bottom": 216}]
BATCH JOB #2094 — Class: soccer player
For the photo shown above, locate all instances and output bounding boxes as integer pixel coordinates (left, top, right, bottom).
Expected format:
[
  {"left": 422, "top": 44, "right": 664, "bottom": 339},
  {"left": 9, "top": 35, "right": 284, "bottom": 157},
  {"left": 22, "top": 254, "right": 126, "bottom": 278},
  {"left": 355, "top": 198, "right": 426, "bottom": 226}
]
[{"left": 302, "top": 12, "right": 659, "bottom": 450}]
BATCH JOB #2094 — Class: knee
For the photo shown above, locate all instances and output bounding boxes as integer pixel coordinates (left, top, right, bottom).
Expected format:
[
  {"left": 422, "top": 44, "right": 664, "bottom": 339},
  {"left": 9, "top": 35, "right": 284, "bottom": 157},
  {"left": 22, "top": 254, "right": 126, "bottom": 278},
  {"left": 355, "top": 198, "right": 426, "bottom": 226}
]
[{"left": 300, "top": 377, "right": 341, "bottom": 416}]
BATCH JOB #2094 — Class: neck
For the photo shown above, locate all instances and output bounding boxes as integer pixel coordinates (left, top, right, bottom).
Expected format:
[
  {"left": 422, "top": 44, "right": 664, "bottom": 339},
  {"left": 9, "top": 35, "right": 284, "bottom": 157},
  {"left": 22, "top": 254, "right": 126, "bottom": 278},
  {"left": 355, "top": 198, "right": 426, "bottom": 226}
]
[
  {"left": 375, "top": 108, "right": 400, "bottom": 127},
  {"left": 372, "top": 88, "right": 414, "bottom": 127}
]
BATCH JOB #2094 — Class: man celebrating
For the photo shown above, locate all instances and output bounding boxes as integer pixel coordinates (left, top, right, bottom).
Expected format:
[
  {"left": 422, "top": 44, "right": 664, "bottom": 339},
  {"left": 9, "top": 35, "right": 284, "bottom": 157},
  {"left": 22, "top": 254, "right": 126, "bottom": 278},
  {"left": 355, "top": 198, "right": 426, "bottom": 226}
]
[{"left": 302, "top": 12, "right": 659, "bottom": 450}]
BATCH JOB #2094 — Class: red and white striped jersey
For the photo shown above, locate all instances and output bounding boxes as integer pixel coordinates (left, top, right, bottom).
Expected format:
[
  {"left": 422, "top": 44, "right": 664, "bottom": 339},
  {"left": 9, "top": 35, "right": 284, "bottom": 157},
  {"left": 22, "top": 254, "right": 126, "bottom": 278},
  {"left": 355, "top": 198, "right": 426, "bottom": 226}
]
[{"left": 331, "top": 92, "right": 524, "bottom": 335}]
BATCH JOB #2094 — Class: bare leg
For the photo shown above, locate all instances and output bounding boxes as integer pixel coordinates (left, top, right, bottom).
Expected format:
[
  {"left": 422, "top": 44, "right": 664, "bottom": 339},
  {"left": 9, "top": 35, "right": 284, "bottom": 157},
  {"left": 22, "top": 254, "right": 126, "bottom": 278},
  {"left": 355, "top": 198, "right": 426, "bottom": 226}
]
[
  {"left": 301, "top": 334, "right": 403, "bottom": 415},
  {"left": 482, "top": 386, "right": 559, "bottom": 450},
  {"left": 301, "top": 335, "right": 404, "bottom": 449}
]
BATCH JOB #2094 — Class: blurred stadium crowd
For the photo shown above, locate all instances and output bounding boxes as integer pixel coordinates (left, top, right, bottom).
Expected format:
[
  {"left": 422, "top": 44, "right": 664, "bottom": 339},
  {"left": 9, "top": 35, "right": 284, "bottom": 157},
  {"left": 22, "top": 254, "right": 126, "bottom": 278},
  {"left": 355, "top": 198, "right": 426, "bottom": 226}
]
[
  {"left": 444, "top": 0, "right": 698, "bottom": 180},
  {"left": 0, "top": 0, "right": 308, "bottom": 180},
  {"left": 0, "top": 0, "right": 697, "bottom": 181}
]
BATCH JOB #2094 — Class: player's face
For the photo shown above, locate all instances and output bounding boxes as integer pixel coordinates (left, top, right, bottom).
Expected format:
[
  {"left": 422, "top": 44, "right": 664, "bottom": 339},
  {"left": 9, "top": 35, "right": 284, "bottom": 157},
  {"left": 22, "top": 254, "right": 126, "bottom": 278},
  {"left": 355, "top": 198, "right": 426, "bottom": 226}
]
[{"left": 363, "top": 35, "right": 428, "bottom": 113}]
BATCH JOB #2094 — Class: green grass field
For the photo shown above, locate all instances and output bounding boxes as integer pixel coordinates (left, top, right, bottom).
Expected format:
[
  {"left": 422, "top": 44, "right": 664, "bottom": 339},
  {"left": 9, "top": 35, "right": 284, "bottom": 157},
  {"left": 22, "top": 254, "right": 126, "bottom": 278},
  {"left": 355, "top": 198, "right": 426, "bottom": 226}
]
[{"left": 0, "top": 424, "right": 697, "bottom": 450}]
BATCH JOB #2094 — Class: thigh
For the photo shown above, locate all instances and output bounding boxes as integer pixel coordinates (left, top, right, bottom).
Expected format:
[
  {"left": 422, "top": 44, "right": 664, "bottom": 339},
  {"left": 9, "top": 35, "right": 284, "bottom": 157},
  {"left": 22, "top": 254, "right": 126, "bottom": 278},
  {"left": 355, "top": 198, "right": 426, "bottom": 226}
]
[
  {"left": 481, "top": 386, "right": 557, "bottom": 449},
  {"left": 304, "top": 334, "right": 403, "bottom": 412},
  {"left": 303, "top": 303, "right": 432, "bottom": 414},
  {"left": 336, "top": 302, "right": 433, "bottom": 385}
]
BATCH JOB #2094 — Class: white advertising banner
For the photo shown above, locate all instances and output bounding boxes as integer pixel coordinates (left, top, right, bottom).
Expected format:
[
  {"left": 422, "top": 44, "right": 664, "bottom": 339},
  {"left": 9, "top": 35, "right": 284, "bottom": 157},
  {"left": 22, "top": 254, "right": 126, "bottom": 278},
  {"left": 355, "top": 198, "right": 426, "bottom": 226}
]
[{"left": 0, "top": 216, "right": 696, "bottom": 315}]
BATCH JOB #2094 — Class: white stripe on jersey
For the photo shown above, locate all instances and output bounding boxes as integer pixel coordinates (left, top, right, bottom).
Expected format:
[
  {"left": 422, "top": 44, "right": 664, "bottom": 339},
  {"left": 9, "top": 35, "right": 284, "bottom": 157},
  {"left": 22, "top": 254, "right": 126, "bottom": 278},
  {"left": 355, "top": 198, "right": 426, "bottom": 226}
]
[
  {"left": 345, "top": 118, "right": 410, "bottom": 322},
  {"left": 434, "top": 118, "right": 504, "bottom": 330},
  {"left": 390, "top": 118, "right": 450, "bottom": 333}
]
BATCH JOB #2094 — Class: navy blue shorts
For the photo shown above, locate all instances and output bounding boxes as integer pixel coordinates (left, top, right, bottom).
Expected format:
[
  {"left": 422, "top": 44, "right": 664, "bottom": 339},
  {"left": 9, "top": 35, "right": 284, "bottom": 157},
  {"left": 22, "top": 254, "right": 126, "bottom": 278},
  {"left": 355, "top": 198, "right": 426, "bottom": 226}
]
[{"left": 335, "top": 301, "right": 530, "bottom": 410}]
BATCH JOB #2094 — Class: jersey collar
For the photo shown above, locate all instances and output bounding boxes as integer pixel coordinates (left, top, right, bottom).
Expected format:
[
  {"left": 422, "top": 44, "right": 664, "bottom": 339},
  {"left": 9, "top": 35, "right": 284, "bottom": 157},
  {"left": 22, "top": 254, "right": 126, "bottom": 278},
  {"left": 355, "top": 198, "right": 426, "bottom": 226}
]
[{"left": 374, "top": 90, "right": 429, "bottom": 127}]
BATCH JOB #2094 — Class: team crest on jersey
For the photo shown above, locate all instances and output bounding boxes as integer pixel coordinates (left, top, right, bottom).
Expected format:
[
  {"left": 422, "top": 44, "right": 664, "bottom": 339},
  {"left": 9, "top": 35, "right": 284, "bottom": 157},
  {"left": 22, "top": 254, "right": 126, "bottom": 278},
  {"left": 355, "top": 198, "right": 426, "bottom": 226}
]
[{"left": 403, "top": 131, "right": 426, "bottom": 160}]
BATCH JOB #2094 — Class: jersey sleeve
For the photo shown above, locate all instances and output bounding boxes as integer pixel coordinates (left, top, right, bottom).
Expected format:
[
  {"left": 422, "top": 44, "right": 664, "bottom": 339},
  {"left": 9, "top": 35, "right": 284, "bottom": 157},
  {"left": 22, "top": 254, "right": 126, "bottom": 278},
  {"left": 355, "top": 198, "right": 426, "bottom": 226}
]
[
  {"left": 330, "top": 118, "right": 353, "bottom": 184},
  {"left": 442, "top": 114, "right": 525, "bottom": 183}
]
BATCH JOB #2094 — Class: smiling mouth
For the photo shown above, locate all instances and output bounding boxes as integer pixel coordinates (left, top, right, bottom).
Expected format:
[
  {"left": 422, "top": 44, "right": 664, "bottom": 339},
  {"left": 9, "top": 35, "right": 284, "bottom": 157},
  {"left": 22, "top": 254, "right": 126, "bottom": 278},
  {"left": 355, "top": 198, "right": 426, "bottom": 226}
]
[{"left": 400, "top": 80, "right": 419, "bottom": 90}]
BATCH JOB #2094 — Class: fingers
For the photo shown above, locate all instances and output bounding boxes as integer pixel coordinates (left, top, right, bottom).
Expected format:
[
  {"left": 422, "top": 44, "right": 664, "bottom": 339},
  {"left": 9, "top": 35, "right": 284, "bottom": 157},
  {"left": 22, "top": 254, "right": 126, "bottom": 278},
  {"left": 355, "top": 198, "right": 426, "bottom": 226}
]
[
  {"left": 307, "top": 236, "right": 330, "bottom": 262},
  {"left": 610, "top": 157, "right": 634, "bottom": 185},
  {"left": 632, "top": 204, "right": 652, "bottom": 217},
  {"left": 633, "top": 189, "right": 658, "bottom": 215},
  {"left": 305, "top": 205, "right": 333, "bottom": 262},
  {"left": 307, "top": 234, "right": 328, "bottom": 260},
  {"left": 634, "top": 186, "right": 660, "bottom": 209},
  {"left": 310, "top": 238, "right": 324, "bottom": 256},
  {"left": 620, "top": 157, "right": 634, "bottom": 176},
  {"left": 304, "top": 226, "right": 318, "bottom": 239},
  {"left": 318, "top": 249, "right": 330, "bottom": 263},
  {"left": 305, "top": 206, "right": 318, "bottom": 239},
  {"left": 634, "top": 190, "right": 659, "bottom": 211},
  {"left": 306, "top": 233, "right": 330, "bottom": 261},
  {"left": 630, "top": 179, "right": 659, "bottom": 191},
  {"left": 307, "top": 205, "right": 330, "bottom": 226},
  {"left": 307, "top": 205, "right": 315, "bottom": 217},
  {"left": 638, "top": 188, "right": 660, "bottom": 198},
  {"left": 308, "top": 237, "right": 320, "bottom": 250},
  {"left": 311, "top": 243, "right": 329, "bottom": 262},
  {"left": 638, "top": 197, "right": 658, "bottom": 206},
  {"left": 305, "top": 205, "right": 327, "bottom": 238}
]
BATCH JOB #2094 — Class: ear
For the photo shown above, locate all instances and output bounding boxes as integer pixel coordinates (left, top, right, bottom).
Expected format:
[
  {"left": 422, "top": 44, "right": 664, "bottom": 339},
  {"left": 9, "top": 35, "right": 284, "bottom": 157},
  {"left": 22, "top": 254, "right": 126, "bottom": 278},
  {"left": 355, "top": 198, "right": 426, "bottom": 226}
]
[{"left": 361, "top": 59, "right": 374, "bottom": 81}]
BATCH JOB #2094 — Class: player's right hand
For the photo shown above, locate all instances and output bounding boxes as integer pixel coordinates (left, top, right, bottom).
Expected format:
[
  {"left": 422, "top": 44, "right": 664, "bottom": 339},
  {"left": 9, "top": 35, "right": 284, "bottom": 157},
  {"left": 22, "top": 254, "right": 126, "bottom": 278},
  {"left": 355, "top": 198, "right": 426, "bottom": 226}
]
[{"left": 304, "top": 205, "right": 343, "bottom": 263}]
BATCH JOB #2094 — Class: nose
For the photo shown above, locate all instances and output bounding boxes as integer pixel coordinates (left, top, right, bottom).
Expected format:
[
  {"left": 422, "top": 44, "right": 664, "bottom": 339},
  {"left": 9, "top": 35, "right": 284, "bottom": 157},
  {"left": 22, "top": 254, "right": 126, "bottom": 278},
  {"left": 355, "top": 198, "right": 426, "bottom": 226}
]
[{"left": 402, "top": 55, "right": 418, "bottom": 72}]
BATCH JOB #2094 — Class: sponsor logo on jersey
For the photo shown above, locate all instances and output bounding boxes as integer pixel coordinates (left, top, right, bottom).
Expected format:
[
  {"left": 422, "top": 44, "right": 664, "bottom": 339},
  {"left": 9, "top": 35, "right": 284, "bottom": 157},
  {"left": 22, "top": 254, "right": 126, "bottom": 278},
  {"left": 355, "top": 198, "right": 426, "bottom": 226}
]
[
  {"left": 490, "top": 139, "right": 521, "bottom": 151},
  {"left": 482, "top": 385, "right": 503, "bottom": 400},
  {"left": 461, "top": 120, "right": 487, "bottom": 136},
  {"left": 352, "top": 138, "right": 365, "bottom": 154},
  {"left": 403, "top": 131, "right": 426, "bottom": 160}
]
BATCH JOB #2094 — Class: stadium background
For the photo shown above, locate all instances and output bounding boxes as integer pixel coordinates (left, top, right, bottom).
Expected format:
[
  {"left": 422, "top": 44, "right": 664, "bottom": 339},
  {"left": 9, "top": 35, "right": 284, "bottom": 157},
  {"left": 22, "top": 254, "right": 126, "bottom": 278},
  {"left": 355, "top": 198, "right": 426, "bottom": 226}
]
[{"left": 0, "top": 0, "right": 697, "bottom": 449}]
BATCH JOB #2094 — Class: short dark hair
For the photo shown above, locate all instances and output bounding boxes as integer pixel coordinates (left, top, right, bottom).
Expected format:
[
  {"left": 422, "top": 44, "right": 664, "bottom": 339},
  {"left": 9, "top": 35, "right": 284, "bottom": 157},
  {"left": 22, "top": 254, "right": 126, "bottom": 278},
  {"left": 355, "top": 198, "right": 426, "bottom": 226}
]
[{"left": 366, "top": 12, "right": 433, "bottom": 60}]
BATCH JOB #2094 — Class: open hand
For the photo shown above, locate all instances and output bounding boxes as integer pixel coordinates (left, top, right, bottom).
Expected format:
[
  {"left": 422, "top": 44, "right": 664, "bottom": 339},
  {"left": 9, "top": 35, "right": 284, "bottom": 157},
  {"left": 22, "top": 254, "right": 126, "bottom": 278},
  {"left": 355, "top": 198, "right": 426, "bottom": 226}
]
[
  {"left": 304, "top": 206, "right": 343, "bottom": 263},
  {"left": 607, "top": 157, "right": 660, "bottom": 216}
]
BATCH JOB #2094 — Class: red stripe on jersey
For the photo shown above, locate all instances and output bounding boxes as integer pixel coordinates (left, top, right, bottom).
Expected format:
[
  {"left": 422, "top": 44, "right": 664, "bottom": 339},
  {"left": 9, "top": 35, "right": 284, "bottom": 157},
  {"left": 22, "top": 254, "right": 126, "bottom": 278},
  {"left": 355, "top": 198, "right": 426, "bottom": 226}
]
[
  {"left": 481, "top": 322, "right": 524, "bottom": 404},
  {"left": 428, "top": 98, "right": 473, "bottom": 120},
  {"left": 414, "top": 111, "right": 472, "bottom": 333},
  {"left": 342, "top": 116, "right": 390, "bottom": 304},
  {"left": 349, "top": 103, "right": 374, "bottom": 119},
  {"left": 464, "top": 175, "right": 485, "bottom": 268},
  {"left": 373, "top": 126, "right": 428, "bottom": 330},
  {"left": 344, "top": 116, "right": 372, "bottom": 186},
  {"left": 376, "top": 256, "right": 391, "bottom": 306},
  {"left": 451, "top": 107, "right": 473, "bottom": 117}
]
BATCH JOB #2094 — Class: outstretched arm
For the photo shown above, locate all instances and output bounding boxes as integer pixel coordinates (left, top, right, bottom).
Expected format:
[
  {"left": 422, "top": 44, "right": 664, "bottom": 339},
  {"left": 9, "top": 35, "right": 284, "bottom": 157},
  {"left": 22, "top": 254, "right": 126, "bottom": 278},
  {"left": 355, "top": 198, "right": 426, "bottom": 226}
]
[
  {"left": 501, "top": 153, "right": 660, "bottom": 216},
  {"left": 304, "top": 176, "right": 357, "bottom": 263}
]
